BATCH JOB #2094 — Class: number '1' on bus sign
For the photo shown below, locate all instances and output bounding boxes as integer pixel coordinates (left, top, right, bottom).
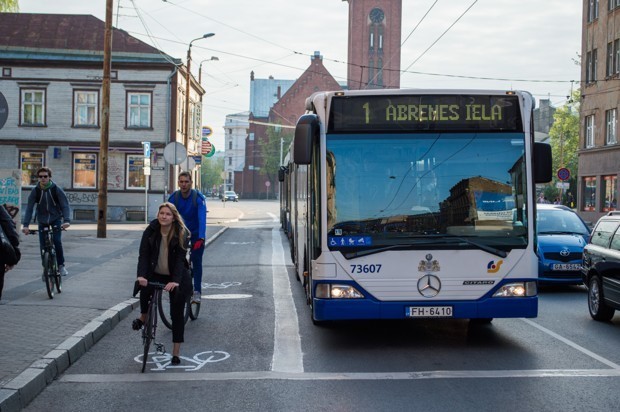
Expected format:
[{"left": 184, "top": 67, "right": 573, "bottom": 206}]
[{"left": 557, "top": 167, "right": 570, "bottom": 181}]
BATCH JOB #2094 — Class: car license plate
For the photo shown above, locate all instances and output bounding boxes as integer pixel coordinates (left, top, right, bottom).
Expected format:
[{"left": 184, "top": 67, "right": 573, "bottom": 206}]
[
  {"left": 552, "top": 263, "right": 581, "bottom": 271},
  {"left": 407, "top": 306, "right": 453, "bottom": 318}
]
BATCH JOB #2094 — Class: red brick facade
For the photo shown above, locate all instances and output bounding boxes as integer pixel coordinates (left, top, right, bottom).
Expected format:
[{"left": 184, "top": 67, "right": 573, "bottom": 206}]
[
  {"left": 345, "top": 0, "right": 402, "bottom": 89},
  {"left": 236, "top": 54, "right": 342, "bottom": 198}
]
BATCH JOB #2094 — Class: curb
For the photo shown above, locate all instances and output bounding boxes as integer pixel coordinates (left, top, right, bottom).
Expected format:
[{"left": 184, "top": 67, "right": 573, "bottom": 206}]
[
  {"left": 0, "top": 225, "right": 228, "bottom": 412},
  {"left": 0, "top": 298, "right": 139, "bottom": 412}
]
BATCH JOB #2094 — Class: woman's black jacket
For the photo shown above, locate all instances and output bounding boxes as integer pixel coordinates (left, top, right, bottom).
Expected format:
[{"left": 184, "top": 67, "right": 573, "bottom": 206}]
[{"left": 136, "top": 219, "right": 191, "bottom": 296}]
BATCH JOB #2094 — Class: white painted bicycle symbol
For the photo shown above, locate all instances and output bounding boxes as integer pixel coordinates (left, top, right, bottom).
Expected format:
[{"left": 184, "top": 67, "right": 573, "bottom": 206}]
[
  {"left": 203, "top": 281, "right": 242, "bottom": 289},
  {"left": 134, "top": 350, "right": 230, "bottom": 371}
]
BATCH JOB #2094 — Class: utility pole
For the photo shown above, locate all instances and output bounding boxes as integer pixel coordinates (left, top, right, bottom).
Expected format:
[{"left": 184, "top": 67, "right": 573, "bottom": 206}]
[{"left": 97, "top": 0, "right": 113, "bottom": 238}]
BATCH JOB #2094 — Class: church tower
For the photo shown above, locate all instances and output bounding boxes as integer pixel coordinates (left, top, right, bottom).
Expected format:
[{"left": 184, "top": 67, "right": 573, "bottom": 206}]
[{"left": 344, "top": 0, "right": 402, "bottom": 90}]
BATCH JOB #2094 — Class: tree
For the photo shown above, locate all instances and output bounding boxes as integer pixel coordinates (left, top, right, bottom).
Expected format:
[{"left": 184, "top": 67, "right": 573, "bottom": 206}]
[
  {"left": 200, "top": 155, "right": 224, "bottom": 195},
  {"left": 259, "top": 124, "right": 293, "bottom": 198},
  {"left": 0, "top": 0, "right": 19, "bottom": 12},
  {"left": 547, "top": 89, "right": 580, "bottom": 204}
]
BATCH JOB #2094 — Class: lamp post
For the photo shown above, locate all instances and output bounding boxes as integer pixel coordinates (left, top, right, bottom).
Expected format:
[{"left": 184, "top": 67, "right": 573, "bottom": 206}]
[
  {"left": 198, "top": 56, "right": 219, "bottom": 85},
  {"left": 184, "top": 33, "right": 214, "bottom": 153}
]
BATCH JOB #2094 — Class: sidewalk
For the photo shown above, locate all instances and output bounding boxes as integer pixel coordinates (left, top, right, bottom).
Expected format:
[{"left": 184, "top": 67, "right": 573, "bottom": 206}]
[{"left": 0, "top": 201, "right": 242, "bottom": 411}]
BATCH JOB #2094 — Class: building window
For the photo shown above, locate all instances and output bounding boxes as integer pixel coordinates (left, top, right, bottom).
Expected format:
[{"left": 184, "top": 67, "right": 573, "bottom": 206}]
[
  {"left": 609, "top": 0, "right": 620, "bottom": 11},
  {"left": 586, "top": 49, "right": 598, "bottom": 83},
  {"left": 72, "top": 153, "right": 97, "bottom": 188},
  {"left": 602, "top": 175, "right": 617, "bottom": 212},
  {"left": 583, "top": 177, "right": 597, "bottom": 211},
  {"left": 228, "top": 140, "right": 233, "bottom": 150},
  {"left": 20, "top": 89, "right": 45, "bottom": 126},
  {"left": 586, "top": 115, "right": 595, "bottom": 147},
  {"left": 228, "top": 157, "right": 232, "bottom": 166},
  {"left": 19, "top": 151, "right": 45, "bottom": 187},
  {"left": 615, "top": 39, "right": 620, "bottom": 75},
  {"left": 606, "top": 109, "right": 617, "bottom": 145},
  {"left": 2, "top": 68, "right": 11, "bottom": 77},
  {"left": 74, "top": 90, "right": 99, "bottom": 127},
  {"left": 127, "top": 154, "right": 147, "bottom": 189},
  {"left": 588, "top": 0, "right": 599, "bottom": 22},
  {"left": 127, "top": 92, "right": 152, "bottom": 128}
]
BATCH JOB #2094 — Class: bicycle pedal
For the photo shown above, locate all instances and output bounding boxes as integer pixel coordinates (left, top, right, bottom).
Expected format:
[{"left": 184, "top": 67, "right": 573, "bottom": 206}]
[{"left": 155, "top": 343, "right": 166, "bottom": 354}]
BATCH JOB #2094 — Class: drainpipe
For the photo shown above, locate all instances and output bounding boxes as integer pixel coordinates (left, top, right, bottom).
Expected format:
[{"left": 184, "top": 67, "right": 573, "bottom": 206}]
[{"left": 165, "top": 66, "right": 179, "bottom": 201}]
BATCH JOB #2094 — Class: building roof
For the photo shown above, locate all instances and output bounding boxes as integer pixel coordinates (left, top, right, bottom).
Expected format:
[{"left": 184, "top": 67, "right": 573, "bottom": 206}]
[{"left": 0, "top": 13, "right": 177, "bottom": 64}]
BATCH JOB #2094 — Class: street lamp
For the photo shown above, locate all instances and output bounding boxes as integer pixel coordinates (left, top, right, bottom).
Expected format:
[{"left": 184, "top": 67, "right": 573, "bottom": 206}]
[
  {"left": 199, "top": 56, "right": 219, "bottom": 85},
  {"left": 184, "top": 33, "right": 214, "bottom": 152}
]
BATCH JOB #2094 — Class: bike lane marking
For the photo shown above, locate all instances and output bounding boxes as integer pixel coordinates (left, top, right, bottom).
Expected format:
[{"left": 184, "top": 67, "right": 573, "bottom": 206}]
[{"left": 271, "top": 227, "right": 303, "bottom": 373}]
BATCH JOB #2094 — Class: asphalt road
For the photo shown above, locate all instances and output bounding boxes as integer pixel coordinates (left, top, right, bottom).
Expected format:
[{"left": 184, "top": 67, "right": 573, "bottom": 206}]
[{"left": 22, "top": 200, "right": 620, "bottom": 412}]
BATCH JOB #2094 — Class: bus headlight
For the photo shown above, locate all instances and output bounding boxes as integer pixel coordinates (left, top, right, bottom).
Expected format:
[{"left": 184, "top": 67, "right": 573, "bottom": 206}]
[
  {"left": 315, "top": 284, "right": 364, "bottom": 299},
  {"left": 492, "top": 281, "right": 537, "bottom": 297}
]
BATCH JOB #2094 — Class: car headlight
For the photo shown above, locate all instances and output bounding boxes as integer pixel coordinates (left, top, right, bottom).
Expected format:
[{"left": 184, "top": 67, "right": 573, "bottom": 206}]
[
  {"left": 492, "top": 281, "right": 537, "bottom": 297},
  {"left": 315, "top": 284, "right": 364, "bottom": 299}
]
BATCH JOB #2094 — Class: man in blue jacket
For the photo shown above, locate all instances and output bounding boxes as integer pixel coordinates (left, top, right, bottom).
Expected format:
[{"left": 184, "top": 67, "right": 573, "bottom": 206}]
[
  {"left": 169, "top": 171, "right": 207, "bottom": 302},
  {"left": 22, "top": 167, "right": 71, "bottom": 277}
]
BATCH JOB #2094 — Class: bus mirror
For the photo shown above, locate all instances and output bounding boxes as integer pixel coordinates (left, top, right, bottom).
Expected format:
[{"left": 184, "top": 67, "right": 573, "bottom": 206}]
[
  {"left": 278, "top": 166, "right": 288, "bottom": 182},
  {"left": 293, "top": 114, "right": 319, "bottom": 165},
  {"left": 533, "top": 142, "right": 552, "bottom": 183}
]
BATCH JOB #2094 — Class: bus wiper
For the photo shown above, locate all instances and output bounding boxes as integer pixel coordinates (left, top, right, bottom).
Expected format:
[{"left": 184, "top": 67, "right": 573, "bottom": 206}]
[
  {"left": 437, "top": 235, "right": 508, "bottom": 258},
  {"left": 342, "top": 244, "right": 413, "bottom": 260}
]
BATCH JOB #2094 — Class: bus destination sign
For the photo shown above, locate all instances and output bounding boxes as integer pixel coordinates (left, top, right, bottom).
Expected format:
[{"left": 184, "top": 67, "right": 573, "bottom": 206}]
[{"left": 328, "top": 94, "right": 523, "bottom": 133}]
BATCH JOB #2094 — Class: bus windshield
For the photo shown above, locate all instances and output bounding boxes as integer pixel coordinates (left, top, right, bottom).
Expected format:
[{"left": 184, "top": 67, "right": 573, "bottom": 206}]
[{"left": 326, "top": 132, "right": 528, "bottom": 253}]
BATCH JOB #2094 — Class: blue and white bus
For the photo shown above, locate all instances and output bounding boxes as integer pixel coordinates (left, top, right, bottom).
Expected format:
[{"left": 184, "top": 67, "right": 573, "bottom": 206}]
[{"left": 281, "top": 89, "right": 552, "bottom": 324}]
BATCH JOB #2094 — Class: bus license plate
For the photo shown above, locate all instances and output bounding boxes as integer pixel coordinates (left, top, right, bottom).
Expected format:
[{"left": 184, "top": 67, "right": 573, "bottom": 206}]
[
  {"left": 408, "top": 306, "right": 453, "bottom": 318},
  {"left": 552, "top": 263, "right": 581, "bottom": 271}
]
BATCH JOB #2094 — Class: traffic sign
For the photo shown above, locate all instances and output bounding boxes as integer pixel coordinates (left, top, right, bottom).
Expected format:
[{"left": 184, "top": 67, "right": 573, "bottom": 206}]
[
  {"left": 557, "top": 167, "right": 570, "bottom": 181},
  {"left": 205, "top": 144, "right": 216, "bottom": 157},
  {"left": 202, "top": 126, "right": 213, "bottom": 138},
  {"left": 142, "top": 141, "right": 151, "bottom": 158}
]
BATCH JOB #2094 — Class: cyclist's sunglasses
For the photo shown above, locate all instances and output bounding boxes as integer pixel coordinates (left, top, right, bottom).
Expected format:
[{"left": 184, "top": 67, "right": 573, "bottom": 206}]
[{"left": 38, "top": 175, "right": 49, "bottom": 178}]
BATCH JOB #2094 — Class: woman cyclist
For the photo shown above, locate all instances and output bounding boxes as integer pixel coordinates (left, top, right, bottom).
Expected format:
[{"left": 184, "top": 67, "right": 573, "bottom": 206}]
[{"left": 132, "top": 202, "right": 192, "bottom": 365}]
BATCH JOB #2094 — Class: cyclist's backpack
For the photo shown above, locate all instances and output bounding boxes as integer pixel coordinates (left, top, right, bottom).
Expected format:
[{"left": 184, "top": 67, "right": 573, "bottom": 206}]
[
  {"left": 34, "top": 185, "right": 60, "bottom": 205},
  {"left": 172, "top": 189, "right": 198, "bottom": 208}
]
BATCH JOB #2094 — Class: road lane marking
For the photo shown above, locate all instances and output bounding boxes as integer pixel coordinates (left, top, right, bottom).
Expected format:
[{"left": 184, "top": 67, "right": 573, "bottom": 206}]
[
  {"left": 61, "top": 368, "right": 620, "bottom": 383},
  {"left": 271, "top": 228, "right": 304, "bottom": 373},
  {"left": 521, "top": 318, "right": 620, "bottom": 369}
]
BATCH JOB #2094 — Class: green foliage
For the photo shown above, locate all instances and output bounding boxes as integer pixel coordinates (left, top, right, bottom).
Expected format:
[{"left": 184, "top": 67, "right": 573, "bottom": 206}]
[
  {"left": 200, "top": 154, "right": 224, "bottom": 193},
  {"left": 259, "top": 125, "right": 294, "bottom": 196},
  {"left": 0, "top": 0, "right": 19, "bottom": 12},
  {"left": 546, "top": 89, "right": 580, "bottom": 203}
]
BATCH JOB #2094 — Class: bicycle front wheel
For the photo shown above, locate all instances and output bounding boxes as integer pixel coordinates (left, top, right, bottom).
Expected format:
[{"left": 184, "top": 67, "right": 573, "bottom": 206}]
[
  {"left": 42, "top": 252, "right": 55, "bottom": 299},
  {"left": 158, "top": 290, "right": 190, "bottom": 330},
  {"left": 141, "top": 296, "right": 157, "bottom": 373},
  {"left": 189, "top": 298, "right": 200, "bottom": 320}
]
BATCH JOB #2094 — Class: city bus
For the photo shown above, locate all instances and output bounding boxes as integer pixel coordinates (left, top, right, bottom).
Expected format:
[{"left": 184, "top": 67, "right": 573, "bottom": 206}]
[{"left": 281, "top": 89, "right": 552, "bottom": 324}]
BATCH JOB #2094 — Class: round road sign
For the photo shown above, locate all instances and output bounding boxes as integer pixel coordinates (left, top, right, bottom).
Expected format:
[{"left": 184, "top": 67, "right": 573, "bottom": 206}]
[{"left": 557, "top": 167, "right": 570, "bottom": 181}]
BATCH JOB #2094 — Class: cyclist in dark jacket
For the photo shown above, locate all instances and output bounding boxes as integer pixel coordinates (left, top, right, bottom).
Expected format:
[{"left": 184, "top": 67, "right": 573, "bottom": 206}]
[
  {"left": 133, "top": 202, "right": 191, "bottom": 365},
  {"left": 21, "top": 167, "right": 71, "bottom": 276}
]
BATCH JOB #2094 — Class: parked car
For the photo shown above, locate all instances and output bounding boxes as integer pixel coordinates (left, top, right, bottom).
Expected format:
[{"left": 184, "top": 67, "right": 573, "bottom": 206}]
[
  {"left": 581, "top": 211, "right": 620, "bottom": 321},
  {"left": 223, "top": 190, "right": 239, "bottom": 202},
  {"left": 536, "top": 204, "right": 591, "bottom": 284}
]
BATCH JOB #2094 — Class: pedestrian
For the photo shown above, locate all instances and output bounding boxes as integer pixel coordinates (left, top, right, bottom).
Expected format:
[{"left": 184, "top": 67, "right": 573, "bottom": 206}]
[
  {"left": 168, "top": 171, "right": 207, "bottom": 303},
  {"left": 133, "top": 202, "right": 192, "bottom": 365},
  {"left": 21, "top": 167, "right": 71, "bottom": 276},
  {"left": 0, "top": 204, "right": 21, "bottom": 302}
]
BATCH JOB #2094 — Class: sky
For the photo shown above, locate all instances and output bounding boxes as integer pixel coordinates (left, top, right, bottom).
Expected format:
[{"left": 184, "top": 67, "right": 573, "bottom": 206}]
[{"left": 19, "top": 0, "right": 583, "bottom": 151}]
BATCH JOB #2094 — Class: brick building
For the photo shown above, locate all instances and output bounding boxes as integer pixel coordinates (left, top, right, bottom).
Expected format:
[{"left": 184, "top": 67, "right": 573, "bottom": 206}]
[{"left": 578, "top": 0, "right": 620, "bottom": 222}]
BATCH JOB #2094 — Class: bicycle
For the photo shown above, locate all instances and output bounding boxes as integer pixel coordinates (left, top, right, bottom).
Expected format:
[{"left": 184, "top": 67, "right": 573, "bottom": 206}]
[
  {"left": 159, "top": 262, "right": 200, "bottom": 329},
  {"left": 139, "top": 281, "right": 167, "bottom": 373},
  {"left": 27, "top": 225, "right": 64, "bottom": 299}
]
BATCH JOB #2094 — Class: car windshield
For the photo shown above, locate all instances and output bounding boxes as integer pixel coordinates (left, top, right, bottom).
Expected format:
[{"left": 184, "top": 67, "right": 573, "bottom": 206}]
[{"left": 536, "top": 208, "right": 589, "bottom": 236}]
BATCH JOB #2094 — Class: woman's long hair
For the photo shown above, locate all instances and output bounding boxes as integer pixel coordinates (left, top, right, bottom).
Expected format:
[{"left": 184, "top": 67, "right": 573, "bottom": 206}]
[{"left": 158, "top": 202, "right": 190, "bottom": 250}]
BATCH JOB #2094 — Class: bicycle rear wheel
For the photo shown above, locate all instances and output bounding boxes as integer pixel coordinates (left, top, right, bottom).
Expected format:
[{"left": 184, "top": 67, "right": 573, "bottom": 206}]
[
  {"left": 51, "top": 258, "right": 62, "bottom": 293},
  {"left": 158, "top": 290, "right": 190, "bottom": 330},
  {"left": 42, "top": 252, "right": 55, "bottom": 299}
]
